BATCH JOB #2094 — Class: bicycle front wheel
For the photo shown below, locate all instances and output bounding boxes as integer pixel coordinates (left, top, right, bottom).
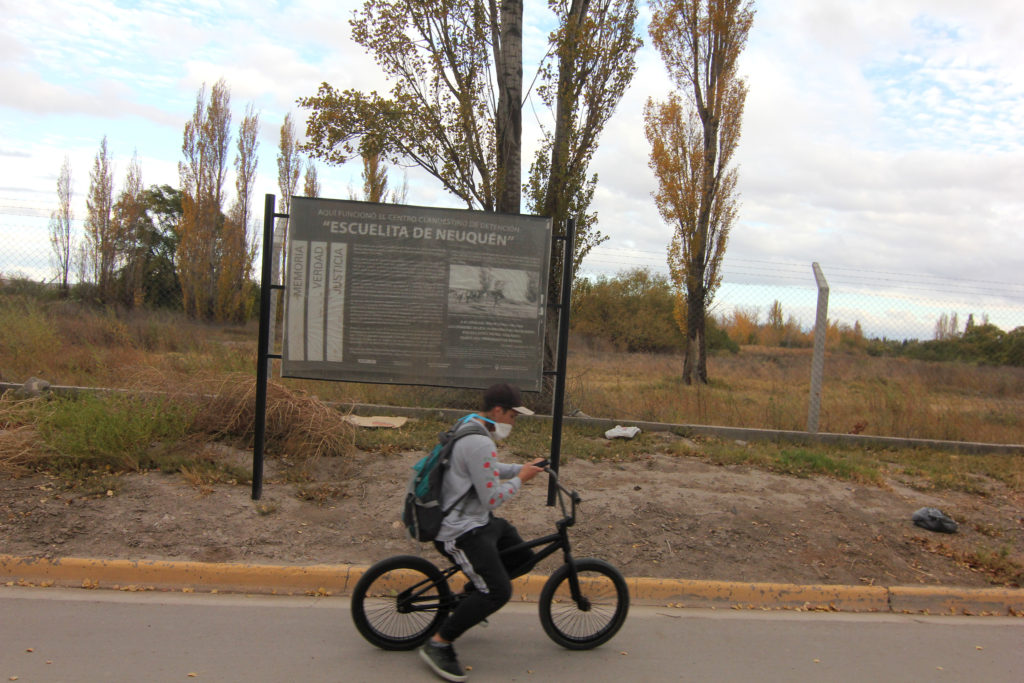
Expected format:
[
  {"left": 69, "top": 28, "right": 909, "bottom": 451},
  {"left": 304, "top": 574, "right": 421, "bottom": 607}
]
[
  {"left": 538, "top": 558, "right": 629, "bottom": 650},
  {"left": 350, "top": 555, "right": 452, "bottom": 650}
]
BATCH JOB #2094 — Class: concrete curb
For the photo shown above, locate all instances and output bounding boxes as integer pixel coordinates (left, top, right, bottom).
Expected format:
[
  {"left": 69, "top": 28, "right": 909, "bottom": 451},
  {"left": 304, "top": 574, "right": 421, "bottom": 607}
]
[{"left": 2, "top": 555, "right": 1021, "bottom": 616}]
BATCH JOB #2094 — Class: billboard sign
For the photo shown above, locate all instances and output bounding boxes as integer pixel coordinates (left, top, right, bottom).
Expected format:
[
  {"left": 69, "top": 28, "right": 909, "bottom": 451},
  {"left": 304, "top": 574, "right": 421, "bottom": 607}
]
[{"left": 281, "top": 197, "right": 553, "bottom": 391}]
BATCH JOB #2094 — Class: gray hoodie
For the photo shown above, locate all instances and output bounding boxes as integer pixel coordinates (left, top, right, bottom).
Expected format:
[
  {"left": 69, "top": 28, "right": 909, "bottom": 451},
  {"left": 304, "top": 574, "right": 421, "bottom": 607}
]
[{"left": 435, "top": 417, "right": 523, "bottom": 542}]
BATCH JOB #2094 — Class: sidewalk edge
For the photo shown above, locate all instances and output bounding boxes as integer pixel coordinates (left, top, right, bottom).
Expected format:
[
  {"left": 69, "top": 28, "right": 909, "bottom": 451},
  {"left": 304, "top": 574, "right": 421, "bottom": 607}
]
[{"left": 2, "top": 555, "right": 1021, "bottom": 616}]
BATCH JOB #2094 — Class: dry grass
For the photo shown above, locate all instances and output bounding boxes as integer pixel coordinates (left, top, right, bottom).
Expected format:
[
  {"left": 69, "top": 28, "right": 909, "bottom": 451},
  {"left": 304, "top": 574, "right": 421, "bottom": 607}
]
[
  {"left": 0, "top": 396, "right": 45, "bottom": 474},
  {"left": 560, "top": 346, "right": 1024, "bottom": 444},
  {"left": 117, "top": 368, "right": 357, "bottom": 466},
  {"left": 0, "top": 296, "right": 256, "bottom": 388},
  {"left": 1, "top": 296, "right": 1021, "bottom": 446},
  {"left": 189, "top": 374, "right": 355, "bottom": 465},
  {"left": 0, "top": 371, "right": 355, "bottom": 478}
]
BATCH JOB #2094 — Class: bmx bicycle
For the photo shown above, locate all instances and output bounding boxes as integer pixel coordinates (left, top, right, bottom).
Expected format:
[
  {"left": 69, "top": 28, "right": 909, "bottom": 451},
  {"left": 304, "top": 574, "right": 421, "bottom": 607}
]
[{"left": 350, "top": 465, "right": 629, "bottom": 650}]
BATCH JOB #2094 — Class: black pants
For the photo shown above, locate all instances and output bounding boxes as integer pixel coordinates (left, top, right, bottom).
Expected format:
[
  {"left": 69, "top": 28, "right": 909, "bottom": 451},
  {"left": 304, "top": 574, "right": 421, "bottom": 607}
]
[{"left": 434, "top": 516, "right": 535, "bottom": 641}]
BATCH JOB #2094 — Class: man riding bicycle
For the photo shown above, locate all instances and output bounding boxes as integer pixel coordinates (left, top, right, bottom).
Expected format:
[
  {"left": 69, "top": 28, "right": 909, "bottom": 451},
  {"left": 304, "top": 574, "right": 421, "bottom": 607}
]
[{"left": 420, "top": 382, "right": 547, "bottom": 682}]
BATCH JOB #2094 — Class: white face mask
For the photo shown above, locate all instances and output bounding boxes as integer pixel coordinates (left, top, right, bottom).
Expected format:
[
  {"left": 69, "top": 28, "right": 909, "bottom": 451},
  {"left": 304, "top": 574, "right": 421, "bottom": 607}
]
[{"left": 492, "top": 421, "right": 513, "bottom": 440}]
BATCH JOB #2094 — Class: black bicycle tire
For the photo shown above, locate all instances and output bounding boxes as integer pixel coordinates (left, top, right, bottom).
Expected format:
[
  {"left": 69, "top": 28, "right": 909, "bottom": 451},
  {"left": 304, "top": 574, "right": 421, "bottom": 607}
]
[
  {"left": 350, "top": 555, "right": 452, "bottom": 650},
  {"left": 538, "top": 557, "right": 629, "bottom": 650}
]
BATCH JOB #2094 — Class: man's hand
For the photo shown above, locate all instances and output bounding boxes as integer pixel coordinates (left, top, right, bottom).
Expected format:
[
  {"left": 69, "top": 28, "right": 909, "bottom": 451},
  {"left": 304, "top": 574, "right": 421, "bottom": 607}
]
[{"left": 518, "top": 458, "right": 547, "bottom": 483}]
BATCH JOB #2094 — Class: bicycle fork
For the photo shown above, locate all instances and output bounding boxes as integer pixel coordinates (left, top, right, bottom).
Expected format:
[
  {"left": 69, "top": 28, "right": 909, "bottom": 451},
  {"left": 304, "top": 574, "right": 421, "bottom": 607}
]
[{"left": 558, "top": 527, "right": 593, "bottom": 612}]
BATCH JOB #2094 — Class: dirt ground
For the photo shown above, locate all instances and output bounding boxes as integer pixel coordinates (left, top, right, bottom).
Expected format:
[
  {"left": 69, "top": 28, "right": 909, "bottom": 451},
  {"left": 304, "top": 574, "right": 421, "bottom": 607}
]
[{"left": 1, "top": 433, "right": 1022, "bottom": 589}]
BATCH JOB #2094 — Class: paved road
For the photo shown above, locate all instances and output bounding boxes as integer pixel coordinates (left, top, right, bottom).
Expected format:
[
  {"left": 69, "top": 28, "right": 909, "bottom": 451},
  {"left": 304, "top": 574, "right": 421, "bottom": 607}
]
[{"left": 2, "top": 586, "right": 1021, "bottom": 682}]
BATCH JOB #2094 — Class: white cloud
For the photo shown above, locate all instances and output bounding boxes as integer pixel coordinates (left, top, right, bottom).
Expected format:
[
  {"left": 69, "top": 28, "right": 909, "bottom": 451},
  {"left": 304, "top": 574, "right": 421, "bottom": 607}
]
[{"left": 0, "top": 0, "right": 1021, "bottom": 335}]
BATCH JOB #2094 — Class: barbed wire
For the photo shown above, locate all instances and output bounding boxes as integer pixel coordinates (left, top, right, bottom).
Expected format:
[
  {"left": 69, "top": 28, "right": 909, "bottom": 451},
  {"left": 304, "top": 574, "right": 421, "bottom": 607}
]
[{"left": 582, "top": 245, "right": 1024, "bottom": 299}]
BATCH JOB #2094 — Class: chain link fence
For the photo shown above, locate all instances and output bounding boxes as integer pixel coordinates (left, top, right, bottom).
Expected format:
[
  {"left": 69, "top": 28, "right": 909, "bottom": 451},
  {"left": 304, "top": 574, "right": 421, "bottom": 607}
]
[
  {"left": 573, "top": 246, "right": 1024, "bottom": 445},
  {"left": 582, "top": 245, "right": 1024, "bottom": 344},
  {"left": 5, "top": 208, "right": 1022, "bottom": 344}
]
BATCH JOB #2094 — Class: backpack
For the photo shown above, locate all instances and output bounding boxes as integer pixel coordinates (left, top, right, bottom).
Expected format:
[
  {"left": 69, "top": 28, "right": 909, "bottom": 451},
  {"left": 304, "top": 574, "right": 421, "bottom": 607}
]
[{"left": 402, "top": 418, "right": 490, "bottom": 542}]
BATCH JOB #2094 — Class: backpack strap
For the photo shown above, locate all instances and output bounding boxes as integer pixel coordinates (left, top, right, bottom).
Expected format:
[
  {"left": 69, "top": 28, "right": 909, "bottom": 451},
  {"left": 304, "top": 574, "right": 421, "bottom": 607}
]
[
  {"left": 440, "top": 486, "right": 474, "bottom": 516},
  {"left": 439, "top": 417, "right": 491, "bottom": 516}
]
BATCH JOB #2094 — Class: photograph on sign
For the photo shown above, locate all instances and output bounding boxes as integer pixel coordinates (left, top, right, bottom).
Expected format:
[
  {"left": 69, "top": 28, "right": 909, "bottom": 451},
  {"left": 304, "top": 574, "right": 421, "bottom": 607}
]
[{"left": 282, "top": 197, "right": 552, "bottom": 391}]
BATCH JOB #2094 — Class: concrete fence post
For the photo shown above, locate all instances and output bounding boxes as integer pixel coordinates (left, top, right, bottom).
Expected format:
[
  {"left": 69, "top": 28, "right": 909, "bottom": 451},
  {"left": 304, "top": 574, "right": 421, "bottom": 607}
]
[{"left": 807, "top": 262, "right": 830, "bottom": 433}]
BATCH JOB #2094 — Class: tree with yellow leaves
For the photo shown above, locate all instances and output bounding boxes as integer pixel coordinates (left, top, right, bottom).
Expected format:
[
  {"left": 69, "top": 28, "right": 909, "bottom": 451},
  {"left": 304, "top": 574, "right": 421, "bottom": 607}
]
[
  {"left": 84, "top": 136, "right": 116, "bottom": 302},
  {"left": 216, "top": 102, "right": 260, "bottom": 322},
  {"left": 179, "top": 79, "right": 232, "bottom": 319},
  {"left": 180, "top": 79, "right": 257, "bottom": 322},
  {"left": 645, "top": 0, "right": 753, "bottom": 384},
  {"left": 113, "top": 152, "right": 146, "bottom": 307},
  {"left": 303, "top": 158, "right": 321, "bottom": 198}
]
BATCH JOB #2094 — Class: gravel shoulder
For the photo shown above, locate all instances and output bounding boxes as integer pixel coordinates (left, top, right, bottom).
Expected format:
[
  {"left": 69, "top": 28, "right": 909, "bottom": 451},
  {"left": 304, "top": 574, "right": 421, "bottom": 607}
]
[{"left": 2, "top": 442, "right": 1022, "bottom": 589}]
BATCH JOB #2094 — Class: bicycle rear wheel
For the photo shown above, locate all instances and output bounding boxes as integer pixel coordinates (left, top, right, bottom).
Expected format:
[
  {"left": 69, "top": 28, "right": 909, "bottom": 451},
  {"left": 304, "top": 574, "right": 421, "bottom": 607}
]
[
  {"left": 538, "top": 558, "right": 629, "bottom": 650},
  {"left": 350, "top": 555, "right": 452, "bottom": 650}
]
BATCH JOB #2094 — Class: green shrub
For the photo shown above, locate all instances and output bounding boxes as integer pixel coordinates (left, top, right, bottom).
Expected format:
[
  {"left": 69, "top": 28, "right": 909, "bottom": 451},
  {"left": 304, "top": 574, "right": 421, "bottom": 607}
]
[
  {"left": 572, "top": 268, "right": 686, "bottom": 353},
  {"left": 706, "top": 315, "right": 739, "bottom": 354},
  {"left": 34, "top": 393, "right": 194, "bottom": 472}
]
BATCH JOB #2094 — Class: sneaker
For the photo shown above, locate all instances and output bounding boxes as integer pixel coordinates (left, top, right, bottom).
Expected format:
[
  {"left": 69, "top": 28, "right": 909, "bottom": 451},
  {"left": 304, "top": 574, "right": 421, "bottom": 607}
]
[{"left": 419, "top": 642, "right": 467, "bottom": 682}]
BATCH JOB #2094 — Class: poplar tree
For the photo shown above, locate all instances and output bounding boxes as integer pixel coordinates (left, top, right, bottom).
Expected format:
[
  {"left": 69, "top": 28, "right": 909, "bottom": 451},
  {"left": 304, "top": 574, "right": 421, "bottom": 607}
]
[
  {"left": 390, "top": 171, "right": 409, "bottom": 204},
  {"left": 495, "top": 0, "right": 523, "bottom": 214},
  {"left": 303, "top": 158, "right": 321, "bottom": 198},
  {"left": 113, "top": 152, "right": 145, "bottom": 306},
  {"left": 84, "top": 136, "right": 116, "bottom": 302},
  {"left": 49, "top": 155, "right": 74, "bottom": 296},
  {"left": 277, "top": 113, "right": 302, "bottom": 215},
  {"left": 526, "top": 0, "right": 642, "bottom": 275},
  {"left": 276, "top": 112, "right": 302, "bottom": 278},
  {"left": 217, "top": 102, "right": 260, "bottom": 321},
  {"left": 231, "top": 102, "right": 260, "bottom": 240},
  {"left": 646, "top": 0, "right": 753, "bottom": 384},
  {"left": 179, "top": 79, "right": 232, "bottom": 319}
]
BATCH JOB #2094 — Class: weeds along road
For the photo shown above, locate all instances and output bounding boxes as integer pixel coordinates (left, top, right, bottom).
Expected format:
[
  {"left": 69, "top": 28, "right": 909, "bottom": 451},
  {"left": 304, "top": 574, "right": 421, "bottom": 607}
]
[{"left": 2, "top": 586, "right": 1022, "bottom": 682}]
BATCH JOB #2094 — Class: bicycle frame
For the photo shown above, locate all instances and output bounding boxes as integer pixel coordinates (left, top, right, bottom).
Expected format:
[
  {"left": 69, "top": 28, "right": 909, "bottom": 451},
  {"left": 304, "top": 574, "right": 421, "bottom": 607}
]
[{"left": 395, "top": 469, "right": 586, "bottom": 613}]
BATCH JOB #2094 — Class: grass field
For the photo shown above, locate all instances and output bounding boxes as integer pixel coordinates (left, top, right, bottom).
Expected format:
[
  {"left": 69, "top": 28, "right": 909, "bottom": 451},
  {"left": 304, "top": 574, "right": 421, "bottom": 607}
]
[
  {"left": 559, "top": 345, "right": 1024, "bottom": 445},
  {"left": 1, "top": 295, "right": 1021, "bottom": 445}
]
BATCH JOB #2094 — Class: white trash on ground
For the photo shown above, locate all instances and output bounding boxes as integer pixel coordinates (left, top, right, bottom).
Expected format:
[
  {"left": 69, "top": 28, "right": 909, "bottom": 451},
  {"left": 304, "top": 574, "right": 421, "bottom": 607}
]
[
  {"left": 604, "top": 425, "right": 641, "bottom": 440},
  {"left": 343, "top": 415, "right": 409, "bottom": 429}
]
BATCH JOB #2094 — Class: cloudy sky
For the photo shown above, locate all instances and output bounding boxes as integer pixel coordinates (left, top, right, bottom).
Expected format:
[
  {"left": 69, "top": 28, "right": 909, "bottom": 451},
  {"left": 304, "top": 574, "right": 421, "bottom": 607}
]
[{"left": 1, "top": 0, "right": 1022, "bottom": 338}]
